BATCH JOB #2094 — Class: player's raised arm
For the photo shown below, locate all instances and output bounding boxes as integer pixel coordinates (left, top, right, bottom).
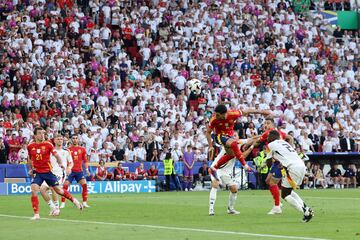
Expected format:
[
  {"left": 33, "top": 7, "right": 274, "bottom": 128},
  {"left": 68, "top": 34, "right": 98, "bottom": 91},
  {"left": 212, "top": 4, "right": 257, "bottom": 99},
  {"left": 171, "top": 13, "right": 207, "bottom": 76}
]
[
  {"left": 206, "top": 125, "right": 214, "bottom": 151},
  {"left": 242, "top": 108, "right": 272, "bottom": 116}
]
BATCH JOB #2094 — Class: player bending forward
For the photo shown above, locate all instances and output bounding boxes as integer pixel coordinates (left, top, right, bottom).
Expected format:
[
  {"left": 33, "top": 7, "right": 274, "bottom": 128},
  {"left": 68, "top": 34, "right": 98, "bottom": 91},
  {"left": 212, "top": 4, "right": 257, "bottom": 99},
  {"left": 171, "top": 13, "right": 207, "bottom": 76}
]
[
  {"left": 40, "top": 134, "right": 73, "bottom": 216},
  {"left": 209, "top": 139, "right": 255, "bottom": 216},
  {"left": 61, "top": 135, "right": 90, "bottom": 208},
  {"left": 266, "top": 130, "right": 314, "bottom": 222},
  {"left": 28, "top": 127, "right": 83, "bottom": 220}
]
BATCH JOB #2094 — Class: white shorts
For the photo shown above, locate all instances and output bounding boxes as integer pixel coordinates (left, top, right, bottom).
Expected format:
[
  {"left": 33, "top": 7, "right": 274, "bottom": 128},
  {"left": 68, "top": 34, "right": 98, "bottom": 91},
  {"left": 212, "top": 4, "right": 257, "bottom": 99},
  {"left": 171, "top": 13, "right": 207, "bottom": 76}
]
[
  {"left": 211, "top": 170, "right": 237, "bottom": 187},
  {"left": 282, "top": 165, "right": 306, "bottom": 189}
]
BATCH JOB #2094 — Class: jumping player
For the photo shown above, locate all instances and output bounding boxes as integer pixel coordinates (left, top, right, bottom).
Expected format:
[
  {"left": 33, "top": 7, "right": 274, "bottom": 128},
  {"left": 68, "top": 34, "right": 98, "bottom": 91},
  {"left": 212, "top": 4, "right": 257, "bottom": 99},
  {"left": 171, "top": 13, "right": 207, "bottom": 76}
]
[
  {"left": 206, "top": 104, "right": 270, "bottom": 178},
  {"left": 256, "top": 118, "right": 293, "bottom": 215},
  {"left": 266, "top": 130, "right": 314, "bottom": 222},
  {"left": 209, "top": 138, "right": 255, "bottom": 216},
  {"left": 28, "top": 127, "right": 82, "bottom": 220},
  {"left": 40, "top": 134, "right": 73, "bottom": 216},
  {"left": 61, "top": 135, "right": 90, "bottom": 208}
]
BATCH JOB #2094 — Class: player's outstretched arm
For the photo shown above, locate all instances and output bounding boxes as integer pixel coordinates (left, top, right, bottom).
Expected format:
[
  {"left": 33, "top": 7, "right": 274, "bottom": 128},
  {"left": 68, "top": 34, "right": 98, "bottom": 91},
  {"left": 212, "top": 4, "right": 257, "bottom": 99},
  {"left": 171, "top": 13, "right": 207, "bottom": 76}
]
[{"left": 242, "top": 109, "right": 272, "bottom": 116}]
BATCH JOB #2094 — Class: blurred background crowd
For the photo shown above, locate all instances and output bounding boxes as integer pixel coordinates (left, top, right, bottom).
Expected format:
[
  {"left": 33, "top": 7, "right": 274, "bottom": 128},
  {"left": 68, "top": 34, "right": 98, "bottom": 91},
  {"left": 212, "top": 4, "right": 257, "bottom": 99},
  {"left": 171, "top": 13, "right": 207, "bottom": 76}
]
[{"left": 0, "top": 0, "right": 359, "bottom": 171}]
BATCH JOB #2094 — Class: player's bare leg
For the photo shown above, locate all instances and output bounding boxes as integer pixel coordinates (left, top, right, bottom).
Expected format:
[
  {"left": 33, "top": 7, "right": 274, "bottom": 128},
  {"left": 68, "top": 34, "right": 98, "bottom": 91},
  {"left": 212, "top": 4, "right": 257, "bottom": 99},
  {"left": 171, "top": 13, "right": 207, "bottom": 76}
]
[
  {"left": 53, "top": 185, "right": 83, "bottom": 210},
  {"left": 40, "top": 185, "right": 58, "bottom": 216},
  {"left": 50, "top": 188, "right": 60, "bottom": 210},
  {"left": 227, "top": 185, "right": 240, "bottom": 215},
  {"left": 30, "top": 184, "right": 41, "bottom": 220},
  {"left": 78, "top": 178, "right": 90, "bottom": 208},
  {"left": 60, "top": 180, "right": 70, "bottom": 208},
  {"left": 281, "top": 187, "right": 313, "bottom": 222},
  {"left": 266, "top": 175, "right": 282, "bottom": 215}
]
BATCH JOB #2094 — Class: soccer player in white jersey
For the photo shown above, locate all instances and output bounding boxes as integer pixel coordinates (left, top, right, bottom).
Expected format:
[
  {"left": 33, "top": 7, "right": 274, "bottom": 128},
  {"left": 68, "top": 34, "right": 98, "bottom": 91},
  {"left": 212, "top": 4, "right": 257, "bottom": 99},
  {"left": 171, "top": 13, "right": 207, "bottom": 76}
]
[
  {"left": 40, "top": 134, "right": 73, "bottom": 216},
  {"left": 266, "top": 130, "right": 314, "bottom": 222},
  {"left": 209, "top": 138, "right": 255, "bottom": 216}
]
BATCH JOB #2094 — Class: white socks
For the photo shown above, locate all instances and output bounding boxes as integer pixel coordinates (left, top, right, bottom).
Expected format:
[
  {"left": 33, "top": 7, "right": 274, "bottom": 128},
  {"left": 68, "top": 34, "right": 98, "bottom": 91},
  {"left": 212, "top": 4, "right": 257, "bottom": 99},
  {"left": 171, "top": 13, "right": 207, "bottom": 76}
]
[
  {"left": 285, "top": 195, "right": 304, "bottom": 213},
  {"left": 209, "top": 187, "right": 217, "bottom": 212},
  {"left": 54, "top": 200, "right": 59, "bottom": 208},
  {"left": 291, "top": 191, "right": 304, "bottom": 208},
  {"left": 228, "top": 192, "right": 237, "bottom": 210},
  {"left": 47, "top": 200, "right": 56, "bottom": 209}
]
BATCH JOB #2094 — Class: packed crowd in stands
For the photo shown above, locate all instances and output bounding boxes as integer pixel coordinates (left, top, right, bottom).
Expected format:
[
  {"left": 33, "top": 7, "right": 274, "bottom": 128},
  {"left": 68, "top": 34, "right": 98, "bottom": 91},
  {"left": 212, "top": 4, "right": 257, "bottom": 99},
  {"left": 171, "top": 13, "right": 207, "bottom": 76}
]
[{"left": 0, "top": 0, "right": 359, "bottom": 174}]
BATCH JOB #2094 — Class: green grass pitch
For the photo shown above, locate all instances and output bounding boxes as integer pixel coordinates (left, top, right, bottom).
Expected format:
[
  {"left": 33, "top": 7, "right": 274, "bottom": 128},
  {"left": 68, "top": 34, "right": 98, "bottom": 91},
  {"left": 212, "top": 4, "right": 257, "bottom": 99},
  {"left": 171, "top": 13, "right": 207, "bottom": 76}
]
[{"left": 0, "top": 189, "right": 359, "bottom": 240}]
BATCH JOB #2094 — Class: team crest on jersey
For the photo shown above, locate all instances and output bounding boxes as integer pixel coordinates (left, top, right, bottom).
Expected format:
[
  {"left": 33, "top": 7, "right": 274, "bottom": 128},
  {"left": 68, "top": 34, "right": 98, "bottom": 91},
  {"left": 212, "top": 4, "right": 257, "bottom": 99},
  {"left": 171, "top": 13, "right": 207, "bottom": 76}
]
[
  {"left": 225, "top": 123, "right": 229, "bottom": 127},
  {"left": 31, "top": 148, "right": 35, "bottom": 151},
  {"left": 74, "top": 151, "right": 78, "bottom": 156},
  {"left": 78, "top": 149, "right": 82, "bottom": 154},
  {"left": 36, "top": 149, "right": 41, "bottom": 153},
  {"left": 41, "top": 146, "right": 46, "bottom": 150}
]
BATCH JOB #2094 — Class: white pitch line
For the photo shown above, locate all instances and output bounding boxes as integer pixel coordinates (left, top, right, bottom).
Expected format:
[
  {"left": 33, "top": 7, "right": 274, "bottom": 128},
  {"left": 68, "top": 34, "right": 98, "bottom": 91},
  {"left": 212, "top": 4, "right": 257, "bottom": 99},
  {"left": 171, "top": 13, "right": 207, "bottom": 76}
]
[{"left": 0, "top": 214, "right": 328, "bottom": 240}]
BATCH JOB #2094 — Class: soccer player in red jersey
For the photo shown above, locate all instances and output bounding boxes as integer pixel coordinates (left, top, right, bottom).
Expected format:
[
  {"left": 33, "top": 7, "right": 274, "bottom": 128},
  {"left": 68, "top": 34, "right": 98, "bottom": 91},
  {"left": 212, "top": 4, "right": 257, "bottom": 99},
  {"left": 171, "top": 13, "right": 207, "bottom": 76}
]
[
  {"left": 206, "top": 104, "right": 270, "bottom": 179},
  {"left": 256, "top": 118, "right": 294, "bottom": 215},
  {"left": 28, "top": 127, "right": 83, "bottom": 220},
  {"left": 61, "top": 135, "right": 90, "bottom": 208}
]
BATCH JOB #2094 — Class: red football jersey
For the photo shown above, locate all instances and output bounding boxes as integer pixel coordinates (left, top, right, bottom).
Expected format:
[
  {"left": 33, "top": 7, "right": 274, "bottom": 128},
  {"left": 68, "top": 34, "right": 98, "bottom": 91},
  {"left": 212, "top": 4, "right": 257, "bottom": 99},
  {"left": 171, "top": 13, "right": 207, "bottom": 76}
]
[
  {"left": 260, "top": 128, "right": 287, "bottom": 145},
  {"left": 28, "top": 141, "right": 57, "bottom": 173},
  {"left": 68, "top": 146, "right": 87, "bottom": 172},
  {"left": 208, "top": 109, "right": 242, "bottom": 136}
]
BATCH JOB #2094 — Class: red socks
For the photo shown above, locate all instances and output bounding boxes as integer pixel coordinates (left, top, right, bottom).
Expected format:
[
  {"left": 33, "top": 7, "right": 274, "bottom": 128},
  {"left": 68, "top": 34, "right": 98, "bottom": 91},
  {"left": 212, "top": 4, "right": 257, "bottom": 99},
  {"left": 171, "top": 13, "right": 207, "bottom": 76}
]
[
  {"left": 269, "top": 185, "right": 280, "bottom": 206},
  {"left": 62, "top": 188, "right": 74, "bottom": 202},
  {"left": 82, "top": 184, "right": 88, "bottom": 202},
  {"left": 31, "top": 196, "right": 39, "bottom": 214},
  {"left": 61, "top": 184, "right": 68, "bottom": 203},
  {"left": 213, "top": 154, "right": 234, "bottom": 169},
  {"left": 230, "top": 141, "right": 246, "bottom": 165}
]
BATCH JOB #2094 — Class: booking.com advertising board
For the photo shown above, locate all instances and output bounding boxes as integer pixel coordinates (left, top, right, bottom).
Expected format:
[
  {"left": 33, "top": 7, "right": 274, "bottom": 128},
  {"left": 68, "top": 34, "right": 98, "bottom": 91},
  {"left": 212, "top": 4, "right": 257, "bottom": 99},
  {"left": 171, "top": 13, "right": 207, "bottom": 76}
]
[{"left": 0, "top": 180, "right": 156, "bottom": 195}]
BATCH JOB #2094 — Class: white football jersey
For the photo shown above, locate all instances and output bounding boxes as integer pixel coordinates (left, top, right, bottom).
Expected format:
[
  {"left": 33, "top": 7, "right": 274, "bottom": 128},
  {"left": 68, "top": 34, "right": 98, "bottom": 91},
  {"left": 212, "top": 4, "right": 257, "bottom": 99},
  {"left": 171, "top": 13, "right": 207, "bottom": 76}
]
[
  {"left": 51, "top": 149, "right": 73, "bottom": 176},
  {"left": 267, "top": 140, "right": 305, "bottom": 169}
]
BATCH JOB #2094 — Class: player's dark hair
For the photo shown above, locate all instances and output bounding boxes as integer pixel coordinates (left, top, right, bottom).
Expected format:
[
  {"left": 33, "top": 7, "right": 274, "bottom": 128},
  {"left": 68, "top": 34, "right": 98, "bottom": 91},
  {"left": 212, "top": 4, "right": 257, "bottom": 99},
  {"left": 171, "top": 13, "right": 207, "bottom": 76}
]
[
  {"left": 214, "top": 104, "right": 227, "bottom": 114},
  {"left": 267, "top": 130, "right": 280, "bottom": 143},
  {"left": 34, "top": 127, "right": 44, "bottom": 135}
]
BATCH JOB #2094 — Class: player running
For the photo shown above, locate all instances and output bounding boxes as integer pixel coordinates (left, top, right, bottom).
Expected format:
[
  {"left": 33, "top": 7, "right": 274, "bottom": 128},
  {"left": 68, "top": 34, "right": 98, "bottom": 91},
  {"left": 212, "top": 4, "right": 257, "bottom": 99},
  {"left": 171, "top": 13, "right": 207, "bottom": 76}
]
[
  {"left": 206, "top": 104, "right": 270, "bottom": 178},
  {"left": 256, "top": 118, "right": 293, "bottom": 215},
  {"left": 266, "top": 130, "right": 314, "bottom": 222},
  {"left": 209, "top": 138, "right": 255, "bottom": 216},
  {"left": 40, "top": 134, "right": 73, "bottom": 216},
  {"left": 61, "top": 134, "right": 90, "bottom": 208},
  {"left": 28, "top": 127, "right": 83, "bottom": 220}
]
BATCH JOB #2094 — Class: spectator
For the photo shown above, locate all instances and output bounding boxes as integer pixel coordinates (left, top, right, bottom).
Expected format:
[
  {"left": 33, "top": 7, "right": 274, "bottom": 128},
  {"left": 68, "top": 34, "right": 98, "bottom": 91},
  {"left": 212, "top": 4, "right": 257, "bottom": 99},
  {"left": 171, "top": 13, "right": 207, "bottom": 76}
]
[
  {"left": 135, "top": 163, "right": 148, "bottom": 180},
  {"left": 313, "top": 164, "right": 328, "bottom": 189},
  {"left": 303, "top": 162, "right": 315, "bottom": 189},
  {"left": 0, "top": 138, "right": 6, "bottom": 164},
  {"left": 124, "top": 143, "right": 136, "bottom": 162},
  {"left": 134, "top": 142, "right": 147, "bottom": 162},
  {"left": 95, "top": 160, "right": 113, "bottom": 181},
  {"left": 198, "top": 162, "right": 210, "bottom": 187},
  {"left": 343, "top": 164, "right": 357, "bottom": 188},
  {"left": 339, "top": 132, "right": 356, "bottom": 152},
  {"left": 171, "top": 142, "right": 183, "bottom": 162},
  {"left": 111, "top": 144, "right": 124, "bottom": 162},
  {"left": 147, "top": 164, "right": 158, "bottom": 181},
  {"left": 113, "top": 163, "right": 127, "bottom": 181},
  {"left": 327, "top": 165, "right": 344, "bottom": 189}
]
